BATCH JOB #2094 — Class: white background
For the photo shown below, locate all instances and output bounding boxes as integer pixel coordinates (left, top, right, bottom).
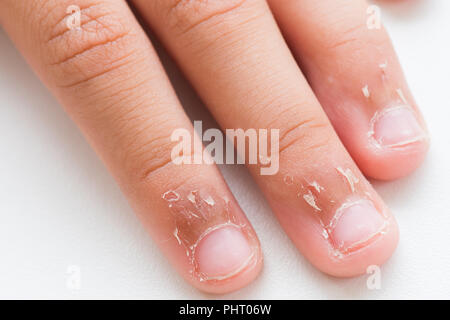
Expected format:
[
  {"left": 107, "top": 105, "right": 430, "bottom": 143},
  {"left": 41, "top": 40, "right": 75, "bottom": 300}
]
[{"left": 0, "top": 0, "right": 449, "bottom": 299}]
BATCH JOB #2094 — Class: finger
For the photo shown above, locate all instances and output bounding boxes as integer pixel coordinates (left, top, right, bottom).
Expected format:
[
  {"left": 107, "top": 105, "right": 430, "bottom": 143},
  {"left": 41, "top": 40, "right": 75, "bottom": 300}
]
[
  {"left": 0, "top": 0, "right": 262, "bottom": 293},
  {"left": 268, "top": 0, "right": 429, "bottom": 180},
  {"left": 132, "top": 0, "right": 399, "bottom": 276}
]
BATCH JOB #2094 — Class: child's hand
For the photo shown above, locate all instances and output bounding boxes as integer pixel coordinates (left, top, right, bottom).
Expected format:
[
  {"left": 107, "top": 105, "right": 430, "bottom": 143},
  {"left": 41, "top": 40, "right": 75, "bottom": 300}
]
[{"left": 0, "top": 0, "right": 429, "bottom": 293}]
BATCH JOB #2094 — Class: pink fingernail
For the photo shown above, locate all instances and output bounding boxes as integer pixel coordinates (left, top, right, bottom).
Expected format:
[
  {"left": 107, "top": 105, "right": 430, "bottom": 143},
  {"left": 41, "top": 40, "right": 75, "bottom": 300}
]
[
  {"left": 195, "top": 225, "right": 254, "bottom": 280},
  {"left": 371, "top": 106, "right": 425, "bottom": 148},
  {"left": 330, "top": 200, "right": 386, "bottom": 253}
]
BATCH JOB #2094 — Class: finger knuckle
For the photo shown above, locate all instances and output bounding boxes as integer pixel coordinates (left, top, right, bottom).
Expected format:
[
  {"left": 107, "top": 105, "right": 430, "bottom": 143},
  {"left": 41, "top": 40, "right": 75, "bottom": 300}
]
[
  {"left": 36, "top": 1, "right": 139, "bottom": 88},
  {"left": 126, "top": 134, "right": 198, "bottom": 188},
  {"left": 117, "top": 119, "right": 194, "bottom": 185},
  {"left": 278, "top": 114, "right": 332, "bottom": 158},
  {"left": 125, "top": 133, "right": 177, "bottom": 184},
  {"left": 158, "top": 0, "right": 251, "bottom": 34}
]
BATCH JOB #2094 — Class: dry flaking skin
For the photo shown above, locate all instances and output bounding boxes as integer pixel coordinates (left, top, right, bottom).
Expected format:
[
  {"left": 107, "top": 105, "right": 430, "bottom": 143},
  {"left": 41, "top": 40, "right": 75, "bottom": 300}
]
[
  {"left": 362, "top": 85, "right": 371, "bottom": 99},
  {"left": 301, "top": 189, "right": 321, "bottom": 212},
  {"left": 336, "top": 167, "right": 359, "bottom": 193},
  {"left": 278, "top": 168, "right": 388, "bottom": 259},
  {"left": 161, "top": 187, "right": 260, "bottom": 283}
]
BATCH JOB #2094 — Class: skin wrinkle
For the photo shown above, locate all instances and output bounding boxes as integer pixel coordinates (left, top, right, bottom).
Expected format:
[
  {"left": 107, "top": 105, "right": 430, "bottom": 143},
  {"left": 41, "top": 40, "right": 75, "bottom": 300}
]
[
  {"left": 121, "top": 119, "right": 192, "bottom": 183},
  {"left": 55, "top": 48, "right": 137, "bottom": 88},
  {"left": 45, "top": 31, "right": 142, "bottom": 89},
  {"left": 49, "top": 32, "right": 132, "bottom": 66},
  {"left": 166, "top": 0, "right": 249, "bottom": 35},
  {"left": 36, "top": 0, "right": 133, "bottom": 62},
  {"left": 278, "top": 119, "right": 330, "bottom": 155},
  {"left": 70, "top": 78, "right": 182, "bottom": 181},
  {"left": 45, "top": 3, "right": 110, "bottom": 43}
]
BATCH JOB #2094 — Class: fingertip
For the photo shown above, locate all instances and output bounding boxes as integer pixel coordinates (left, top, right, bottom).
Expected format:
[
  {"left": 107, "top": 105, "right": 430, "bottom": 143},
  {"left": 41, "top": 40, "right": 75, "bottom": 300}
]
[
  {"left": 295, "top": 200, "right": 400, "bottom": 278},
  {"left": 190, "top": 239, "right": 264, "bottom": 294},
  {"left": 320, "top": 214, "right": 399, "bottom": 278},
  {"left": 350, "top": 106, "right": 430, "bottom": 181},
  {"left": 273, "top": 184, "right": 400, "bottom": 279},
  {"left": 360, "top": 137, "right": 429, "bottom": 181}
]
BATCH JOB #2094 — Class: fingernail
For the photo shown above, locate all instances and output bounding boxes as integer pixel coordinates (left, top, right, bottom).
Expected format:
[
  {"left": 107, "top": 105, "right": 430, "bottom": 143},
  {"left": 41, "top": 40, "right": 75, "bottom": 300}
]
[
  {"left": 195, "top": 225, "right": 254, "bottom": 280},
  {"left": 330, "top": 200, "right": 386, "bottom": 253},
  {"left": 371, "top": 106, "right": 425, "bottom": 148}
]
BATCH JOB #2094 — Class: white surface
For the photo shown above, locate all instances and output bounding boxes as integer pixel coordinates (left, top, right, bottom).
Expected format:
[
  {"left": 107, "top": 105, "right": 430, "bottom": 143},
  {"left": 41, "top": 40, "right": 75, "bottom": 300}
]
[{"left": 0, "top": 0, "right": 449, "bottom": 299}]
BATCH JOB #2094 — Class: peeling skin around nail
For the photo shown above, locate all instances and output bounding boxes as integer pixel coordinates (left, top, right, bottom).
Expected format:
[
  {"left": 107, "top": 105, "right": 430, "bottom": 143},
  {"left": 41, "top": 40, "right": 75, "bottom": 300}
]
[
  {"left": 274, "top": 171, "right": 389, "bottom": 262},
  {"left": 161, "top": 188, "right": 258, "bottom": 282},
  {"left": 308, "top": 181, "right": 324, "bottom": 193},
  {"left": 362, "top": 85, "right": 371, "bottom": 99},
  {"left": 173, "top": 227, "right": 182, "bottom": 245},
  {"left": 302, "top": 190, "right": 321, "bottom": 212},
  {"left": 162, "top": 190, "right": 180, "bottom": 202},
  {"left": 335, "top": 167, "right": 359, "bottom": 193},
  {"left": 204, "top": 195, "right": 215, "bottom": 206},
  {"left": 379, "top": 62, "right": 388, "bottom": 81},
  {"left": 327, "top": 199, "right": 360, "bottom": 230},
  {"left": 187, "top": 191, "right": 196, "bottom": 204},
  {"left": 322, "top": 228, "right": 329, "bottom": 240},
  {"left": 396, "top": 88, "right": 408, "bottom": 104}
]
